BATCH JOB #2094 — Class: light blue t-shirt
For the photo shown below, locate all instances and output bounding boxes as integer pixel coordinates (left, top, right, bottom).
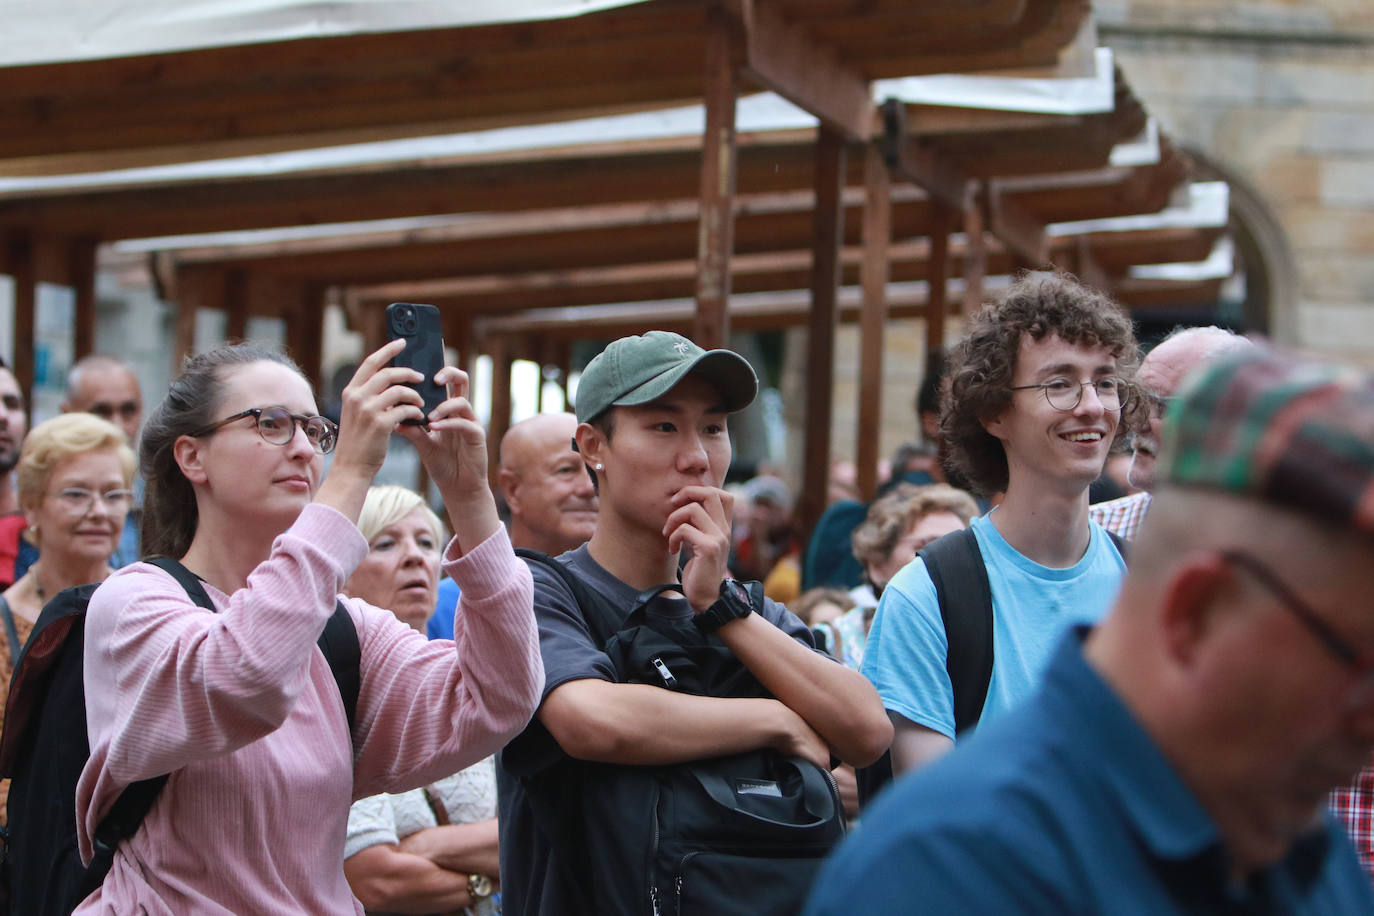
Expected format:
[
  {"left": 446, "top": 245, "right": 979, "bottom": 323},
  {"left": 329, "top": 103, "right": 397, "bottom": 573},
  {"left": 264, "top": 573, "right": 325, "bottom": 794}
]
[{"left": 861, "top": 512, "right": 1125, "bottom": 739}]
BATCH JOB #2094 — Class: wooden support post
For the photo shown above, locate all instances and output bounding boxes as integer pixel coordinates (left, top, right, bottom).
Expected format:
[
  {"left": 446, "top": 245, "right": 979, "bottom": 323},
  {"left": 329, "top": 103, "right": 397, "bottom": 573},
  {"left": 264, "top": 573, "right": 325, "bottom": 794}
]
[
  {"left": 693, "top": 6, "right": 739, "bottom": 350},
  {"left": 856, "top": 146, "right": 890, "bottom": 504},
  {"left": 488, "top": 334, "right": 513, "bottom": 489},
  {"left": 286, "top": 283, "right": 327, "bottom": 394},
  {"left": 799, "top": 127, "right": 846, "bottom": 542},
  {"left": 359, "top": 300, "right": 386, "bottom": 355},
  {"left": 6, "top": 235, "right": 36, "bottom": 417},
  {"left": 173, "top": 295, "right": 198, "bottom": 374},
  {"left": 926, "top": 203, "right": 951, "bottom": 363},
  {"left": 1075, "top": 237, "right": 1111, "bottom": 293},
  {"left": 556, "top": 341, "right": 574, "bottom": 413},
  {"left": 224, "top": 269, "right": 249, "bottom": 342},
  {"left": 962, "top": 192, "right": 987, "bottom": 317},
  {"left": 69, "top": 237, "right": 99, "bottom": 361}
]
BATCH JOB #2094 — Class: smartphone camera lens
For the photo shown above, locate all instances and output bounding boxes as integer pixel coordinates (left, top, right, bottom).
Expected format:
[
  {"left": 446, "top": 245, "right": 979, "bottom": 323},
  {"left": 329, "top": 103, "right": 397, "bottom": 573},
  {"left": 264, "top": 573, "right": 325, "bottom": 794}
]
[{"left": 393, "top": 304, "right": 418, "bottom": 335}]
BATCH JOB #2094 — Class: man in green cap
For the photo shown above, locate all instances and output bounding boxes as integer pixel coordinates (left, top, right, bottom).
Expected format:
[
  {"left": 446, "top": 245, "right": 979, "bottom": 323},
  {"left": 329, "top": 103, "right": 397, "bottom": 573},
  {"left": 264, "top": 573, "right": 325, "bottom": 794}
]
[
  {"left": 497, "top": 331, "right": 892, "bottom": 916},
  {"left": 806, "top": 347, "right": 1374, "bottom": 915}
]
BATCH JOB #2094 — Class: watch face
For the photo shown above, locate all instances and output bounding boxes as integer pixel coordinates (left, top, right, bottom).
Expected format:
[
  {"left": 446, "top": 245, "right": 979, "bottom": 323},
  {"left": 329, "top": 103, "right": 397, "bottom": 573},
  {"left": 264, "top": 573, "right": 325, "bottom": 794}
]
[
  {"left": 469, "top": 874, "right": 494, "bottom": 897},
  {"left": 723, "top": 578, "right": 749, "bottom": 604}
]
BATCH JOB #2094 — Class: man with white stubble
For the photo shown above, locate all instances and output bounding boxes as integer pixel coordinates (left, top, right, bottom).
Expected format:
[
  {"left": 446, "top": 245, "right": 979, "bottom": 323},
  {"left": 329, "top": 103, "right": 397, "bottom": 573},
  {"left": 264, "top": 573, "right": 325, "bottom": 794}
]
[{"left": 1091, "top": 325, "right": 1252, "bottom": 540}]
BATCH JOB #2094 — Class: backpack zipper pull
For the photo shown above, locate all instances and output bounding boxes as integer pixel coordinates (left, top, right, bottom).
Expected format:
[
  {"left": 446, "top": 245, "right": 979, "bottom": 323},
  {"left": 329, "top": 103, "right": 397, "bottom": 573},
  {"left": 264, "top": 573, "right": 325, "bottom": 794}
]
[{"left": 650, "top": 656, "right": 677, "bottom": 689}]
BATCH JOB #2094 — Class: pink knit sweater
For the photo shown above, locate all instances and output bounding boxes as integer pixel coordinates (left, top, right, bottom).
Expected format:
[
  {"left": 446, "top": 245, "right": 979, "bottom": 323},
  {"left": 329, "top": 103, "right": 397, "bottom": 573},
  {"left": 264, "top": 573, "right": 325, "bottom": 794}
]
[{"left": 74, "top": 504, "right": 541, "bottom": 914}]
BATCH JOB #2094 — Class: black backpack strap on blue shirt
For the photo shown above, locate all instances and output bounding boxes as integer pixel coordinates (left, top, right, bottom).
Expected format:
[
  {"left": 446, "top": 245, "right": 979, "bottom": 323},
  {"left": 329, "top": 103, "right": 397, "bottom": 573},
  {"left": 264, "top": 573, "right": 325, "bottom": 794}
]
[
  {"left": 920, "top": 525, "right": 1127, "bottom": 738},
  {"left": 918, "top": 528, "right": 994, "bottom": 737},
  {"left": 77, "top": 558, "right": 361, "bottom": 901}
]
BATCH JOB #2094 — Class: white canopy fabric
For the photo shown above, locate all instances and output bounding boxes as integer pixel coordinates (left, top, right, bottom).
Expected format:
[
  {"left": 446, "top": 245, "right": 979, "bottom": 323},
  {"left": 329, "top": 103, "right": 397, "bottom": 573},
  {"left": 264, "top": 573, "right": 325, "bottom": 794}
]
[{"left": 0, "top": 0, "right": 649, "bottom": 67}]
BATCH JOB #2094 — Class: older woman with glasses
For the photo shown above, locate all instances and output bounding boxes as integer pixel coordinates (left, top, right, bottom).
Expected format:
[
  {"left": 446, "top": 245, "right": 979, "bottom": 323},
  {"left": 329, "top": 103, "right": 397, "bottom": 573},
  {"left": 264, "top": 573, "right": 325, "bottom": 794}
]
[
  {"left": 0, "top": 413, "right": 134, "bottom": 825},
  {"left": 71, "top": 341, "right": 541, "bottom": 914}
]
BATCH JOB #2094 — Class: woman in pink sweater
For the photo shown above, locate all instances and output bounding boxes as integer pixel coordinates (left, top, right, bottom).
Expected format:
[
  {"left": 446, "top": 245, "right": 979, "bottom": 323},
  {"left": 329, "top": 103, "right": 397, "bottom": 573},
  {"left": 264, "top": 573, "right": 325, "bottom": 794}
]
[{"left": 73, "top": 340, "right": 542, "bottom": 914}]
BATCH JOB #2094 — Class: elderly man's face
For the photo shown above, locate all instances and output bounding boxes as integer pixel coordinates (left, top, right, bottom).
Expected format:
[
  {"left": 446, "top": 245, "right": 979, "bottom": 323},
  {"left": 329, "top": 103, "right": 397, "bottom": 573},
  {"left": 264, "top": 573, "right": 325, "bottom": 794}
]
[
  {"left": 1129, "top": 338, "right": 1212, "bottom": 492},
  {"left": 1190, "top": 533, "right": 1374, "bottom": 872},
  {"left": 67, "top": 365, "right": 142, "bottom": 445},
  {"left": 503, "top": 415, "right": 598, "bottom": 555}
]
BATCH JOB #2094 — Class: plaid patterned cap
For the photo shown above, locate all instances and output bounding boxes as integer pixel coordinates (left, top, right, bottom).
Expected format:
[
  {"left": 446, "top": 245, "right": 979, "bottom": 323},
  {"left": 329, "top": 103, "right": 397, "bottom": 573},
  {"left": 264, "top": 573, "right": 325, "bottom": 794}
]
[{"left": 1159, "top": 347, "right": 1374, "bottom": 534}]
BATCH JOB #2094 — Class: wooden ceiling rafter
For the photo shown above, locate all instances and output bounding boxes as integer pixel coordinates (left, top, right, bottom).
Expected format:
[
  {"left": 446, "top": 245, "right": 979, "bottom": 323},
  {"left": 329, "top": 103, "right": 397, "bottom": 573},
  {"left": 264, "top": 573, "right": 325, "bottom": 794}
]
[{"left": 0, "top": 0, "right": 1091, "bottom": 173}]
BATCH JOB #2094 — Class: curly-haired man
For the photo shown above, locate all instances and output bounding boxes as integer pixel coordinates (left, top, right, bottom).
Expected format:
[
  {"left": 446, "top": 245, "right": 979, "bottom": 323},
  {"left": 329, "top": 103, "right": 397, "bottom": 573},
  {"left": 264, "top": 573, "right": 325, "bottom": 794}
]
[{"left": 861, "top": 273, "right": 1142, "bottom": 775}]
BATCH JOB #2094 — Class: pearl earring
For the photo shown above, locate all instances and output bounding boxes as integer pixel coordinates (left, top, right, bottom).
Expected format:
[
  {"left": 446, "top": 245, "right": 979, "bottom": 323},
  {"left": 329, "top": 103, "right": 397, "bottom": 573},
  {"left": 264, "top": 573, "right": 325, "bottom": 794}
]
[{"left": 595, "top": 463, "right": 604, "bottom": 471}]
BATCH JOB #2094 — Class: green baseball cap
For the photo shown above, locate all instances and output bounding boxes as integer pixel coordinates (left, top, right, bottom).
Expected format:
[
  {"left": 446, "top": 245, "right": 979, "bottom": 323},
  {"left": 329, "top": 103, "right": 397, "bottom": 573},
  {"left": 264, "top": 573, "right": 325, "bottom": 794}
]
[{"left": 574, "top": 331, "right": 759, "bottom": 424}]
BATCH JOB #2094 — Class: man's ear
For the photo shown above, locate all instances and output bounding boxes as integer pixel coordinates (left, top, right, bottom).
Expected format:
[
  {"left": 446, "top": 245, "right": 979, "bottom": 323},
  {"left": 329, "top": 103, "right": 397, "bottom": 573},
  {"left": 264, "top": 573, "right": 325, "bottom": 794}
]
[
  {"left": 173, "top": 434, "right": 210, "bottom": 485},
  {"left": 1157, "top": 552, "right": 1233, "bottom": 670},
  {"left": 497, "top": 468, "right": 521, "bottom": 511},
  {"left": 980, "top": 407, "right": 1009, "bottom": 443},
  {"left": 574, "top": 422, "right": 604, "bottom": 473}
]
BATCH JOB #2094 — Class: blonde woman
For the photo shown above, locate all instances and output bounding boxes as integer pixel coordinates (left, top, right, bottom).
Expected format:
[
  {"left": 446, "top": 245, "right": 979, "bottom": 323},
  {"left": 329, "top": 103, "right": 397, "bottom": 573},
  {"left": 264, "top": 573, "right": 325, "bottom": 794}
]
[
  {"left": 342, "top": 485, "right": 500, "bottom": 915},
  {"left": 0, "top": 414, "right": 133, "bottom": 824}
]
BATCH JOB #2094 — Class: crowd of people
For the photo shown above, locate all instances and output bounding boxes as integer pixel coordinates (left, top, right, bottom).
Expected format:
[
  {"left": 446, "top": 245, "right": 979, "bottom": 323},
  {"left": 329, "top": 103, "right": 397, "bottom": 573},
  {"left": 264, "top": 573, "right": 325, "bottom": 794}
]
[{"left": 1, "top": 269, "right": 1373, "bottom": 914}]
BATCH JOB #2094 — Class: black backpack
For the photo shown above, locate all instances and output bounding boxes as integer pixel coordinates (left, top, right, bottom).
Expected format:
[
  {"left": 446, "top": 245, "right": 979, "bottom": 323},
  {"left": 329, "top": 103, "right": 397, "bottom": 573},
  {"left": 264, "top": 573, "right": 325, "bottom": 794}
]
[
  {"left": 855, "top": 526, "right": 1128, "bottom": 807},
  {"left": 505, "top": 550, "right": 846, "bottom": 916},
  {"left": 0, "top": 557, "right": 360, "bottom": 916}
]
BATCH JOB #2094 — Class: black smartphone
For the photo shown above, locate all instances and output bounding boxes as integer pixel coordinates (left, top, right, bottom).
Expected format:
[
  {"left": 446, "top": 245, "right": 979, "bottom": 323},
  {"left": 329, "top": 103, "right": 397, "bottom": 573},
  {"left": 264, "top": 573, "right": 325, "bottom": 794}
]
[{"left": 385, "top": 302, "right": 446, "bottom": 425}]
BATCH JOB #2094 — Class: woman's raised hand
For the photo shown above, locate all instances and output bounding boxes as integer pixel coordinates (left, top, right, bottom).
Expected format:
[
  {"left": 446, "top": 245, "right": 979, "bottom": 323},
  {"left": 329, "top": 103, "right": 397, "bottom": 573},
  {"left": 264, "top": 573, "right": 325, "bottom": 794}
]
[
  {"left": 315, "top": 340, "right": 424, "bottom": 522},
  {"left": 396, "top": 364, "right": 502, "bottom": 552},
  {"left": 331, "top": 340, "right": 426, "bottom": 478}
]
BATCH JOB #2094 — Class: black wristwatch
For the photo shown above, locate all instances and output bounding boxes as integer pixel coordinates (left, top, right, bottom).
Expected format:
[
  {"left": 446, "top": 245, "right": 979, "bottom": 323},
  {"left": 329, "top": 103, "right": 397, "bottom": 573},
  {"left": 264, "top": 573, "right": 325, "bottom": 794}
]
[{"left": 693, "top": 578, "right": 753, "bottom": 633}]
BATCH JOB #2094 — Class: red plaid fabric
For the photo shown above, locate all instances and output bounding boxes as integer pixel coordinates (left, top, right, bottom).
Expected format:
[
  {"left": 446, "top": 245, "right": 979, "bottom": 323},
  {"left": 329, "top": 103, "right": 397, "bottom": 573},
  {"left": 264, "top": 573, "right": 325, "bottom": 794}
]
[
  {"left": 1332, "top": 763, "right": 1374, "bottom": 879},
  {"left": 1089, "top": 491, "right": 1152, "bottom": 541}
]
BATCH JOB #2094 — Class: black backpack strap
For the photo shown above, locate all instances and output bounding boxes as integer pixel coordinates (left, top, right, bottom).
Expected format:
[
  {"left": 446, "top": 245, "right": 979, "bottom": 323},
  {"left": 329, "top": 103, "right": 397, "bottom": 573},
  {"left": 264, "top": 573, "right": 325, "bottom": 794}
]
[
  {"left": 79, "top": 775, "right": 168, "bottom": 901},
  {"left": 1105, "top": 528, "right": 1129, "bottom": 561},
  {"left": 919, "top": 528, "right": 994, "bottom": 736},
  {"left": 0, "top": 594, "right": 21, "bottom": 667},
  {"left": 317, "top": 602, "right": 361, "bottom": 733},
  {"left": 146, "top": 557, "right": 359, "bottom": 731},
  {"left": 516, "top": 548, "right": 625, "bottom": 646},
  {"left": 77, "top": 558, "right": 204, "bottom": 901}
]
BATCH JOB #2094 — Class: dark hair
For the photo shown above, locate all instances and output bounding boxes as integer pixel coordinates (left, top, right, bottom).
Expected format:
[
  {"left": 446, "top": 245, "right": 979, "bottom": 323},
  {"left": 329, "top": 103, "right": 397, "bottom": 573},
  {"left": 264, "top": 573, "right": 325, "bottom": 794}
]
[
  {"left": 141, "top": 344, "right": 305, "bottom": 559},
  {"left": 940, "top": 272, "right": 1143, "bottom": 496}
]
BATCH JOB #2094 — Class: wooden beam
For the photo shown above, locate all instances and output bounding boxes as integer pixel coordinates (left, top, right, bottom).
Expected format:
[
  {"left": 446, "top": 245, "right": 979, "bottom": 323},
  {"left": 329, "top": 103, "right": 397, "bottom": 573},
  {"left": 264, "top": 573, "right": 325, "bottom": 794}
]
[
  {"left": 984, "top": 180, "right": 1050, "bottom": 266},
  {"left": 801, "top": 127, "right": 847, "bottom": 542},
  {"left": 731, "top": 0, "right": 874, "bottom": 141},
  {"left": 69, "top": 236, "right": 99, "bottom": 361},
  {"left": 856, "top": 146, "right": 889, "bottom": 503},
  {"left": 488, "top": 335, "right": 513, "bottom": 490},
  {"left": 894, "top": 139, "right": 969, "bottom": 211},
  {"left": 926, "top": 203, "right": 951, "bottom": 360},
  {"left": 474, "top": 285, "right": 934, "bottom": 338},
  {"left": 962, "top": 193, "right": 987, "bottom": 317},
  {"left": 224, "top": 270, "right": 249, "bottom": 342},
  {"left": 173, "top": 295, "right": 198, "bottom": 373},
  {"left": 694, "top": 6, "right": 740, "bottom": 350},
  {"left": 1074, "top": 237, "right": 1111, "bottom": 294},
  {"left": 6, "top": 235, "right": 37, "bottom": 413},
  {"left": 286, "top": 282, "right": 327, "bottom": 394}
]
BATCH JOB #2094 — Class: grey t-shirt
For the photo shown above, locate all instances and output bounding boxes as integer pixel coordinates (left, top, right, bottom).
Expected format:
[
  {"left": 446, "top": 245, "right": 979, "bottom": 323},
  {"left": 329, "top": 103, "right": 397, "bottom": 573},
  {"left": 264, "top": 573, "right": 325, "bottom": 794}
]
[{"left": 495, "top": 545, "right": 816, "bottom": 916}]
